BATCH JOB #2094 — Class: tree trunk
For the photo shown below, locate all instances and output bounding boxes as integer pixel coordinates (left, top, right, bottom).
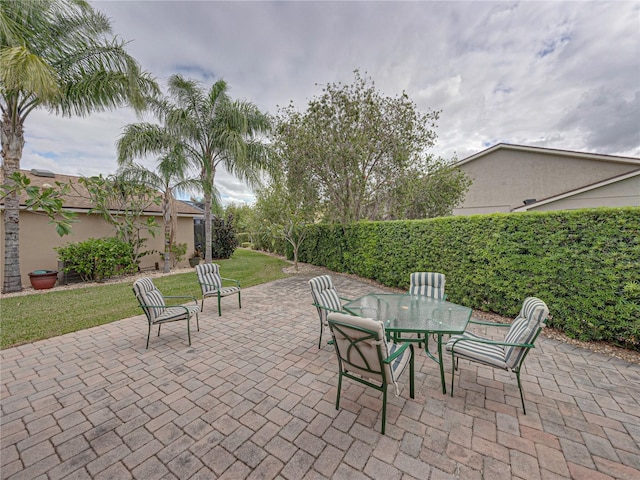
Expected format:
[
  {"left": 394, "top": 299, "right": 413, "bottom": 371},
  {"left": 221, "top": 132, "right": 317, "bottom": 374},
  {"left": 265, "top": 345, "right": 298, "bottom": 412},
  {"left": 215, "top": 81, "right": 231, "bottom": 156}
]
[
  {"left": 1, "top": 116, "right": 25, "bottom": 293},
  {"left": 203, "top": 170, "right": 216, "bottom": 264},
  {"left": 204, "top": 194, "right": 212, "bottom": 264},
  {"left": 162, "top": 192, "right": 171, "bottom": 273}
]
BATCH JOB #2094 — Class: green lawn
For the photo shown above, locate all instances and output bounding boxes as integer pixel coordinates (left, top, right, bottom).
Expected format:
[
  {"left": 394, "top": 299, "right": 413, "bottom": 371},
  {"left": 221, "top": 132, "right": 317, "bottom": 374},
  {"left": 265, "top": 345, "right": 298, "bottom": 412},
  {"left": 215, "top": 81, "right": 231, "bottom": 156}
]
[{"left": 0, "top": 249, "right": 292, "bottom": 349}]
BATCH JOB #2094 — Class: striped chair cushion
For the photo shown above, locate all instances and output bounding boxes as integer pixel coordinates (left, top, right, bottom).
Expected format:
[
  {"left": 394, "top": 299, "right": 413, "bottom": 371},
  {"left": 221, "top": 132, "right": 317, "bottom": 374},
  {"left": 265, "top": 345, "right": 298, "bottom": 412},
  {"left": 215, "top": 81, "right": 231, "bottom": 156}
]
[
  {"left": 218, "top": 286, "right": 241, "bottom": 296},
  {"left": 309, "top": 275, "right": 343, "bottom": 324},
  {"left": 446, "top": 297, "right": 549, "bottom": 370},
  {"left": 196, "top": 263, "right": 222, "bottom": 293},
  {"left": 155, "top": 305, "right": 201, "bottom": 323},
  {"left": 446, "top": 331, "right": 508, "bottom": 369},
  {"left": 503, "top": 297, "right": 549, "bottom": 369},
  {"left": 133, "top": 277, "right": 167, "bottom": 322},
  {"left": 409, "top": 272, "right": 446, "bottom": 299}
]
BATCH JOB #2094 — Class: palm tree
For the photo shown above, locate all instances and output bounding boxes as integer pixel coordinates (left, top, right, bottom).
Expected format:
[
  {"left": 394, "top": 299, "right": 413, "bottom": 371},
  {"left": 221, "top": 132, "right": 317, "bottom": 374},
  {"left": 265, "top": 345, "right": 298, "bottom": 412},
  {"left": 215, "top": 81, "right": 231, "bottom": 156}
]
[
  {"left": 0, "top": 0, "right": 158, "bottom": 292},
  {"left": 120, "top": 74, "right": 272, "bottom": 263},
  {"left": 116, "top": 154, "right": 200, "bottom": 273}
]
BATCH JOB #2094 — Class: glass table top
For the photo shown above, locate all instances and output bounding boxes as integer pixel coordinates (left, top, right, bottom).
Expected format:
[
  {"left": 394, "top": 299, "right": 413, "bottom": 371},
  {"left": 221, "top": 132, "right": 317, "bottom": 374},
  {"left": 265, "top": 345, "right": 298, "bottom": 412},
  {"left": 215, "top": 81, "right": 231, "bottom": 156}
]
[{"left": 344, "top": 293, "right": 472, "bottom": 334}]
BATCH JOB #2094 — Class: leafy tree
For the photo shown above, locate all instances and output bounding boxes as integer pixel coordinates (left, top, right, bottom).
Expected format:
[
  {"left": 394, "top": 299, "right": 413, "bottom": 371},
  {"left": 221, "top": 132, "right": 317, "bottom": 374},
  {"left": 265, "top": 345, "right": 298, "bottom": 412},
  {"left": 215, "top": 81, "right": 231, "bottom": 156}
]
[
  {"left": 273, "top": 70, "right": 467, "bottom": 223},
  {"left": 225, "top": 202, "right": 257, "bottom": 244},
  {"left": 0, "top": 0, "right": 158, "bottom": 292},
  {"left": 254, "top": 178, "right": 316, "bottom": 271},
  {"left": 385, "top": 162, "right": 471, "bottom": 219},
  {"left": 117, "top": 153, "right": 200, "bottom": 273},
  {"left": 0, "top": 171, "right": 77, "bottom": 235},
  {"left": 73, "top": 174, "right": 160, "bottom": 267},
  {"left": 129, "top": 74, "right": 272, "bottom": 264}
]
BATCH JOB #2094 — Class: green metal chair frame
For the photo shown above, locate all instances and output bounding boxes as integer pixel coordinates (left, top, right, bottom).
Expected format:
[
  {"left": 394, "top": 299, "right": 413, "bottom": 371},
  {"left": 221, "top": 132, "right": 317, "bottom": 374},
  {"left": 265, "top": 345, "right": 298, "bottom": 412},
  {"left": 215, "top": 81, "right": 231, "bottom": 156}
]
[
  {"left": 309, "top": 275, "right": 352, "bottom": 348},
  {"left": 447, "top": 297, "right": 549, "bottom": 414},
  {"left": 327, "top": 313, "right": 415, "bottom": 434},
  {"left": 448, "top": 327, "right": 542, "bottom": 414},
  {"left": 406, "top": 272, "right": 447, "bottom": 348},
  {"left": 133, "top": 277, "right": 200, "bottom": 349},
  {"left": 196, "top": 263, "right": 241, "bottom": 316}
]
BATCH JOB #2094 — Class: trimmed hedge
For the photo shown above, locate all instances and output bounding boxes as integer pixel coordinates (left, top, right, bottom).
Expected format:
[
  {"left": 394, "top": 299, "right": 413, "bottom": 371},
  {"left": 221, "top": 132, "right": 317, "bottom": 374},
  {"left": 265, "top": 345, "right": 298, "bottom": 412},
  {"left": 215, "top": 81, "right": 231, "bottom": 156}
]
[
  {"left": 55, "top": 237, "right": 137, "bottom": 282},
  {"left": 297, "top": 208, "right": 640, "bottom": 350}
]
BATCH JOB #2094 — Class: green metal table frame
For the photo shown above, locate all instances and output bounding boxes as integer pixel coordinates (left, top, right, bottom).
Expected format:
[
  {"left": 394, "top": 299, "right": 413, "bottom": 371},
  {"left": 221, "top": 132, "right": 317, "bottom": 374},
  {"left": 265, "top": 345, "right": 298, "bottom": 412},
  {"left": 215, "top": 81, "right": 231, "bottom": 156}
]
[{"left": 344, "top": 293, "right": 472, "bottom": 394}]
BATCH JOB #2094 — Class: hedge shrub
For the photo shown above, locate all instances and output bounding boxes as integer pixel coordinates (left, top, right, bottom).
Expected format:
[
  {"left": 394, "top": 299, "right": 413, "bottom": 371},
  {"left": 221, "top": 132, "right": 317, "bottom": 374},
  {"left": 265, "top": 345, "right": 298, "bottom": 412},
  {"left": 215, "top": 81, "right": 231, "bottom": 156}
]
[
  {"left": 210, "top": 215, "right": 239, "bottom": 260},
  {"left": 298, "top": 207, "right": 639, "bottom": 350},
  {"left": 55, "top": 237, "right": 137, "bottom": 282}
]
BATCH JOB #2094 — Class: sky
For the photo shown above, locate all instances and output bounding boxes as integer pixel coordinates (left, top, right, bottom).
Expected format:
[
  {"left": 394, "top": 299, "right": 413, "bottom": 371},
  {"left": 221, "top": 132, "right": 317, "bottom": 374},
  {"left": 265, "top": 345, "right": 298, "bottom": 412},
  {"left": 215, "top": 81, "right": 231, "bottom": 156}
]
[{"left": 23, "top": 0, "right": 640, "bottom": 205}]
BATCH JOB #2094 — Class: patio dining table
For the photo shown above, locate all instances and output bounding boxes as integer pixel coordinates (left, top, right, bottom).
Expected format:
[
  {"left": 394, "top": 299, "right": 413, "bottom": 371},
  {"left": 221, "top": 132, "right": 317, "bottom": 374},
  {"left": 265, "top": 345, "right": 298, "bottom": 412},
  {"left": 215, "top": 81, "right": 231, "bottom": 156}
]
[{"left": 344, "top": 293, "right": 472, "bottom": 394}]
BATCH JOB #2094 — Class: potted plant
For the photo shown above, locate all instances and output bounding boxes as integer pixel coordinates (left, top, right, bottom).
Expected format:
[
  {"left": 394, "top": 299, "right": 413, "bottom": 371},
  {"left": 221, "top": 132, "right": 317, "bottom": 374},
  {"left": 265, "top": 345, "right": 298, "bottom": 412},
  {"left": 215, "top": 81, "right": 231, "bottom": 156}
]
[
  {"left": 188, "top": 247, "right": 202, "bottom": 267},
  {"left": 28, "top": 270, "right": 58, "bottom": 290}
]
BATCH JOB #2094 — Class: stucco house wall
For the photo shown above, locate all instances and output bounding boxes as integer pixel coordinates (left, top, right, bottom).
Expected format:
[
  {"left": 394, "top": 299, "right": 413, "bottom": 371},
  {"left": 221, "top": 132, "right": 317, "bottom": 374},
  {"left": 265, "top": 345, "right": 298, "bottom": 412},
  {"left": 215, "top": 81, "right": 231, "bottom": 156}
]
[
  {"left": 1, "top": 170, "right": 201, "bottom": 287},
  {"left": 514, "top": 171, "right": 640, "bottom": 212},
  {"left": 453, "top": 144, "right": 640, "bottom": 215}
]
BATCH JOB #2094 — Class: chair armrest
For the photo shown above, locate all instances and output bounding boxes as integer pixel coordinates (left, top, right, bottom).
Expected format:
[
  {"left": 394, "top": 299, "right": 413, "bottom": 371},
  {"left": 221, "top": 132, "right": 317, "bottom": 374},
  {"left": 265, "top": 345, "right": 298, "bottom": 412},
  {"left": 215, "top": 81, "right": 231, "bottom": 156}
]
[
  {"left": 339, "top": 296, "right": 352, "bottom": 302},
  {"left": 198, "top": 282, "right": 231, "bottom": 292},
  {"left": 163, "top": 295, "right": 198, "bottom": 305},
  {"left": 138, "top": 303, "right": 194, "bottom": 315},
  {"left": 312, "top": 302, "right": 345, "bottom": 314},
  {"left": 467, "top": 319, "right": 512, "bottom": 327},
  {"left": 220, "top": 277, "right": 240, "bottom": 287},
  {"left": 449, "top": 336, "right": 535, "bottom": 350},
  {"left": 383, "top": 342, "right": 412, "bottom": 364}
]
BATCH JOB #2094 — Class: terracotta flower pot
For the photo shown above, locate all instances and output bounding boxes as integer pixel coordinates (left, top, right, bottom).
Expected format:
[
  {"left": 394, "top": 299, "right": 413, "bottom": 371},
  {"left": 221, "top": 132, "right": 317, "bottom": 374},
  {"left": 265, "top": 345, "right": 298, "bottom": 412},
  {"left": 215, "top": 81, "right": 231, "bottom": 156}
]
[
  {"left": 28, "top": 270, "right": 58, "bottom": 290},
  {"left": 189, "top": 257, "right": 201, "bottom": 267}
]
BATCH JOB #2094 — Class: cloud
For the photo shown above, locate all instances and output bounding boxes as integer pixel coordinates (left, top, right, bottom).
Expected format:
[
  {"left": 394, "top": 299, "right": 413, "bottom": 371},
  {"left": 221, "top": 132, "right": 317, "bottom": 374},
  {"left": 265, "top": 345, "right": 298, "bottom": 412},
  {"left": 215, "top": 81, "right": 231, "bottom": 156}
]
[
  {"left": 559, "top": 88, "right": 640, "bottom": 155},
  {"left": 21, "top": 0, "right": 640, "bottom": 205}
]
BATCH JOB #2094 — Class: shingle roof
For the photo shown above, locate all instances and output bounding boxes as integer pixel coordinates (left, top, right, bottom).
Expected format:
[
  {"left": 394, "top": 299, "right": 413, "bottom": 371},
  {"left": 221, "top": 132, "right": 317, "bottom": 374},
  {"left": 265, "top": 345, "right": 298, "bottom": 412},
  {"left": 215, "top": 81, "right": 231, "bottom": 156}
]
[{"left": 0, "top": 169, "right": 203, "bottom": 216}]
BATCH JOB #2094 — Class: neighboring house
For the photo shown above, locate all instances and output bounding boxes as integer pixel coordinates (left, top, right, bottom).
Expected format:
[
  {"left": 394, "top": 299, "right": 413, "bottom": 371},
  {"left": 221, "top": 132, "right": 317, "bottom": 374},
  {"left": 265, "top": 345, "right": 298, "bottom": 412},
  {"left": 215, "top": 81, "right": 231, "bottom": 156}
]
[
  {"left": 0, "top": 169, "right": 203, "bottom": 287},
  {"left": 453, "top": 144, "right": 640, "bottom": 215}
]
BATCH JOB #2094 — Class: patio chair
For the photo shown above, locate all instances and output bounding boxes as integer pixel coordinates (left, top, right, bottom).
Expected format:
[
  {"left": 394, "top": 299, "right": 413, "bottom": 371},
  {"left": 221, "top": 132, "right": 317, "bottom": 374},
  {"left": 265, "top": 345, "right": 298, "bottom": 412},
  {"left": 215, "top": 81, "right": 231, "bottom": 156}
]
[
  {"left": 409, "top": 272, "right": 446, "bottom": 299},
  {"left": 407, "top": 272, "right": 446, "bottom": 347},
  {"left": 132, "top": 277, "right": 201, "bottom": 349},
  {"left": 195, "top": 263, "right": 241, "bottom": 316},
  {"left": 327, "top": 312, "right": 415, "bottom": 435},
  {"left": 309, "top": 275, "right": 352, "bottom": 349},
  {"left": 446, "top": 297, "right": 549, "bottom": 414}
]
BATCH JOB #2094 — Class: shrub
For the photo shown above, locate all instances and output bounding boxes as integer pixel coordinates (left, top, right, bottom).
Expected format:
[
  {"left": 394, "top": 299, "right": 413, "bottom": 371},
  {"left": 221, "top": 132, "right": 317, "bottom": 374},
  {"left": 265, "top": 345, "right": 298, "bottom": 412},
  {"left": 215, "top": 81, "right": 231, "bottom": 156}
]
[
  {"left": 236, "top": 232, "right": 251, "bottom": 244},
  {"left": 55, "top": 237, "right": 137, "bottom": 282},
  {"left": 160, "top": 242, "right": 187, "bottom": 267},
  {"left": 211, "top": 214, "right": 239, "bottom": 259},
  {"left": 298, "top": 208, "right": 640, "bottom": 350}
]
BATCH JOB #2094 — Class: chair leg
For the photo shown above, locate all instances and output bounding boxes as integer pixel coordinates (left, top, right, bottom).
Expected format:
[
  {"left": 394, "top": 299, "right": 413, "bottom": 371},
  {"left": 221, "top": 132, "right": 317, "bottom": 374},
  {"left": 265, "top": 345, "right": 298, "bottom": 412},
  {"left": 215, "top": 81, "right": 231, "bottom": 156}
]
[
  {"left": 196, "top": 313, "right": 200, "bottom": 331},
  {"left": 146, "top": 325, "right": 151, "bottom": 349},
  {"left": 381, "top": 385, "right": 387, "bottom": 435},
  {"left": 450, "top": 355, "right": 456, "bottom": 397},
  {"left": 187, "top": 317, "right": 191, "bottom": 346},
  {"left": 409, "top": 345, "right": 415, "bottom": 399},
  {"left": 157, "top": 325, "right": 161, "bottom": 337},
  {"left": 318, "top": 321, "right": 323, "bottom": 349},
  {"left": 238, "top": 291, "right": 241, "bottom": 310},
  {"left": 200, "top": 298, "right": 205, "bottom": 312},
  {"left": 515, "top": 369, "right": 526, "bottom": 415},
  {"left": 218, "top": 294, "right": 222, "bottom": 316},
  {"left": 335, "top": 371, "right": 343, "bottom": 410}
]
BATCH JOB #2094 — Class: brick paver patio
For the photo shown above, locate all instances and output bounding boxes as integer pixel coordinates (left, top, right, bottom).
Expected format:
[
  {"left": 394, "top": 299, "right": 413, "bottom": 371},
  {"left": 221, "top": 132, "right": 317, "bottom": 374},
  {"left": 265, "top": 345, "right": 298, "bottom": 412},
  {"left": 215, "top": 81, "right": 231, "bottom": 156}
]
[{"left": 1, "top": 271, "right": 639, "bottom": 479}]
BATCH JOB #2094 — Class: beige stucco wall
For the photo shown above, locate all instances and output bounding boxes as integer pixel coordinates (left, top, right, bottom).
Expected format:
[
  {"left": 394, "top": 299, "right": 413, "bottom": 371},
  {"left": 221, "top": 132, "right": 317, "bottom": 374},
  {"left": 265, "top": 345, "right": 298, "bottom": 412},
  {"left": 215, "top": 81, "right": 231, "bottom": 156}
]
[
  {"left": 526, "top": 175, "right": 640, "bottom": 212},
  {"left": 0, "top": 210, "right": 197, "bottom": 288},
  {"left": 454, "top": 149, "right": 638, "bottom": 215}
]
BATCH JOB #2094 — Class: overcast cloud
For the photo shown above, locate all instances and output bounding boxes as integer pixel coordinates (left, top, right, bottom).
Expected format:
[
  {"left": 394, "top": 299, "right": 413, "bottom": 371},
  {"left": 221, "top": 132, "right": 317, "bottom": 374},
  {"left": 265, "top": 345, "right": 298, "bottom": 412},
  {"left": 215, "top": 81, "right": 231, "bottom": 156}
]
[{"left": 23, "top": 1, "right": 640, "bottom": 205}]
